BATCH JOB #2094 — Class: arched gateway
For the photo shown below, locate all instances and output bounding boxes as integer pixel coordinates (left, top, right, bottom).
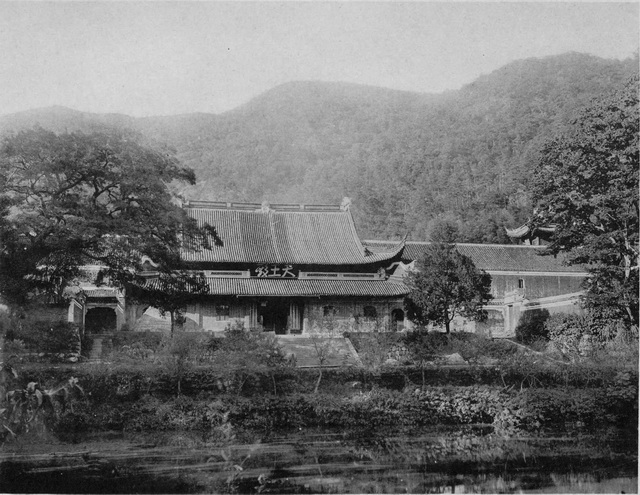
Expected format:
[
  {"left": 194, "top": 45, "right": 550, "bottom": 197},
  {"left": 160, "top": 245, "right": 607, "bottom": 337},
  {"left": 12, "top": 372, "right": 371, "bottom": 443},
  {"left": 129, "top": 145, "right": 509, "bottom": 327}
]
[
  {"left": 84, "top": 307, "right": 117, "bottom": 333},
  {"left": 78, "top": 287, "right": 126, "bottom": 334}
]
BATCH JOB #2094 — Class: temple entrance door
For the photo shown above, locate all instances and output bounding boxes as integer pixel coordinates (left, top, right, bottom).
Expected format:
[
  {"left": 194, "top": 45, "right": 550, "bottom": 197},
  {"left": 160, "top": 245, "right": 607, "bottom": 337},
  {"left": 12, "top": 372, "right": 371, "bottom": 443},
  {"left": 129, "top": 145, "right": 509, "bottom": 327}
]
[
  {"left": 259, "top": 299, "right": 289, "bottom": 334},
  {"left": 391, "top": 308, "right": 405, "bottom": 331},
  {"left": 85, "top": 307, "right": 117, "bottom": 334}
]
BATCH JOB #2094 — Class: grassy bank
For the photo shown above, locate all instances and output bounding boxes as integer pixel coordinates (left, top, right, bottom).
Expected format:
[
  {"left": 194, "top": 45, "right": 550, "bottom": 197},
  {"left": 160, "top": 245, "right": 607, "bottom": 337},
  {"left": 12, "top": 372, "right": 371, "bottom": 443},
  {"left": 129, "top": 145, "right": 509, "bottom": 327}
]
[
  {"left": 3, "top": 328, "right": 637, "bottom": 446},
  {"left": 60, "top": 384, "right": 635, "bottom": 435},
  {"left": 4, "top": 362, "right": 636, "bottom": 442}
]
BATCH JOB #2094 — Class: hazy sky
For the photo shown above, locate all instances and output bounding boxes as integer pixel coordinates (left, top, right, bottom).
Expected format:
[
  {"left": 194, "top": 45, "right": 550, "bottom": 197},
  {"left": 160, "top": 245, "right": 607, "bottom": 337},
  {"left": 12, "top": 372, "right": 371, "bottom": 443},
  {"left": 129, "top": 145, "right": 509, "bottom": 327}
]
[{"left": 0, "top": 2, "right": 637, "bottom": 117}]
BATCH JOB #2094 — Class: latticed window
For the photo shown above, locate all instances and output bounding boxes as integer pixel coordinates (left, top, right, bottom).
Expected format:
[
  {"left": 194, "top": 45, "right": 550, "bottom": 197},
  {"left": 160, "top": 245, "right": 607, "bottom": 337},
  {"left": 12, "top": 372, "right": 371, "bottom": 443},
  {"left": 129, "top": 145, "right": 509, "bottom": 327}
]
[{"left": 215, "top": 304, "right": 230, "bottom": 320}]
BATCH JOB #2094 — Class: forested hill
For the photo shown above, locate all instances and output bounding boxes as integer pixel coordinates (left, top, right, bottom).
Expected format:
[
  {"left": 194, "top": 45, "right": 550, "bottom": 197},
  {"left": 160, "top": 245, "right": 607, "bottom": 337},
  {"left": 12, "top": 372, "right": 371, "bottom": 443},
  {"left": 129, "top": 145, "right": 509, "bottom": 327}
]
[{"left": 1, "top": 52, "right": 637, "bottom": 242}]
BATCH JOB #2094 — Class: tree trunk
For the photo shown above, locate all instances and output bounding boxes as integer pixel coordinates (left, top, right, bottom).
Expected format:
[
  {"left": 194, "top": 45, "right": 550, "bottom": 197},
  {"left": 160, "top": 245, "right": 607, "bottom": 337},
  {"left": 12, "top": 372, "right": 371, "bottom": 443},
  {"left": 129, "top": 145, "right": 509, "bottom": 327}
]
[
  {"left": 622, "top": 250, "right": 638, "bottom": 326},
  {"left": 444, "top": 310, "right": 451, "bottom": 334},
  {"left": 170, "top": 311, "right": 175, "bottom": 335},
  {"left": 314, "top": 368, "right": 323, "bottom": 394}
]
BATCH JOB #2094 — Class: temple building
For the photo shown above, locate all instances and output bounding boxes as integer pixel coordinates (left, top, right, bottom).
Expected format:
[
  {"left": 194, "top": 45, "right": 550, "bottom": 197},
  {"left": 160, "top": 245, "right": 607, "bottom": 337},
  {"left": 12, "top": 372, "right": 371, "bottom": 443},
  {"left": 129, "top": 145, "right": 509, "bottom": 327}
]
[
  {"left": 364, "top": 241, "right": 586, "bottom": 337},
  {"left": 160, "top": 200, "right": 410, "bottom": 334},
  {"left": 63, "top": 201, "right": 586, "bottom": 338}
]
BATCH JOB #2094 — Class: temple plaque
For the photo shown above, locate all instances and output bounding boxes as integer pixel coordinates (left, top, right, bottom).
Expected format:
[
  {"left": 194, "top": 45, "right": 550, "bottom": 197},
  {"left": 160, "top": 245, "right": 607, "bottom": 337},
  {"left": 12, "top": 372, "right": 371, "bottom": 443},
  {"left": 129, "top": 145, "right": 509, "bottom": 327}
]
[{"left": 253, "top": 264, "right": 298, "bottom": 278}]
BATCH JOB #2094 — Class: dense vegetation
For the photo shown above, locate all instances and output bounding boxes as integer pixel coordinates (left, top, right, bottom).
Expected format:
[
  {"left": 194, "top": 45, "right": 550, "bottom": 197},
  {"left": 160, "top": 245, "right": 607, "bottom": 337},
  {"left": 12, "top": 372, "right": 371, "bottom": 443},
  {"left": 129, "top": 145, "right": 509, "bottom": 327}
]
[
  {"left": 0, "top": 53, "right": 636, "bottom": 242},
  {"left": 3, "top": 324, "right": 637, "bottom": 436},
  {"left": 0, "top": 129, "right": 218, "bottom": 311},
  {"left": 530, "top": 76, "right": 639, "bottom": 328},
  {"left": 2, "top": 321, "right": 637, "bottom": 492}
]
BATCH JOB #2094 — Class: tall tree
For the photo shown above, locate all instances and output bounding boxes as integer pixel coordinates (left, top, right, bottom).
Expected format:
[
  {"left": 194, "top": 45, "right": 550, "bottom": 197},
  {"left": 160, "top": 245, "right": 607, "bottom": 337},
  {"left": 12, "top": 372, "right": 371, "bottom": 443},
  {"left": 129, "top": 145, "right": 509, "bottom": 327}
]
[
  {"left": 405, "top": 243, "right": 493, "bottom": 333},
  {"left": 530, "top": 76, "right": 639, "bottom": 328},
  {"left": 0, "top": 128, "right": 219, "bottom": 311}
]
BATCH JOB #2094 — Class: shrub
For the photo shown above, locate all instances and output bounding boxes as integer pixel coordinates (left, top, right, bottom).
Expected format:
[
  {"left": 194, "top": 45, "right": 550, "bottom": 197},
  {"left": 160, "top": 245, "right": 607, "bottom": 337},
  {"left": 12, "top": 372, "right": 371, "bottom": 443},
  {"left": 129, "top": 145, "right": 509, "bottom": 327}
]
[
  {"left": 210, "top": 323, "right": 296, "bottom": 395},
  {"left": 544, "top": 313, "right": 622, "bottom": 360},
  {"left": 402, "top": 330, "right": 450, "bottom": 359},
  {"left": 603, "top": 371, "right": 639, "bottom": 425},
  {"left": 345, "top": 332, "right": 404, "bottom": 369},
  {"left": 119, "top": 341, "right": 156, "bottom": 361},
  {"left": 45, "top": 322, "right": 80, "bottom": 355},
  {"left": 0, "top": 312, "right": 14, "bottom": 339},
  {"left": 80, "top": 334, "right": 93, "bottom": 359},
  {"left": 105, "top": 331, "right": 171, "bottom": 364},
  {"left": 111, "top": 331, "right": 164, "bottom": 351},
  {"left": 515, "top": 309, "right": 550, "bottom": 344},
  {"left": 227, "top": 387, "right": 507, "bottom": 429},
  {"left": 7, "top": 320, "right": 80, "bottom": 355},
  {"left": 446, "top": 333, "right": 517, "bottom": 363},
  {"left": 156, "top": 332, "right": 204, "bottom": 395},
  {"left": 3, "top": 339, "right": 28, "bottom": 356},
  {"left": 501, "top": 387, "right": 613, "bottom": 429},
  {"left": 598, "top": 324, "right": 639, "bottom": 368},
  {"left": 49, "top": 382, "right": 640, "bottom": 436}
]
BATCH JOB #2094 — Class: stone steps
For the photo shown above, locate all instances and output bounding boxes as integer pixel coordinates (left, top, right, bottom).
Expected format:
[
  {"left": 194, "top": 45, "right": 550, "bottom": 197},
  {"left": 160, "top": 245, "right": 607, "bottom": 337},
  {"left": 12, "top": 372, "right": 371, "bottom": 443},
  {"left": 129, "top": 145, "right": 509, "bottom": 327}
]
[{"left": 88, "top": 338, "right": 103, "bottom": 360}]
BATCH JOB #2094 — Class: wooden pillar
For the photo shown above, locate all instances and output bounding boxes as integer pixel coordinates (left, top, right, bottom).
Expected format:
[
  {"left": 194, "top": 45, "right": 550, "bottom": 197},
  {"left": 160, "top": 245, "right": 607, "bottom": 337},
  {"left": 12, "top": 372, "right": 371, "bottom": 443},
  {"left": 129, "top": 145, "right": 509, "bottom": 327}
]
[{"left": 248, "top": 301, "right": 258, "bottom": 329}]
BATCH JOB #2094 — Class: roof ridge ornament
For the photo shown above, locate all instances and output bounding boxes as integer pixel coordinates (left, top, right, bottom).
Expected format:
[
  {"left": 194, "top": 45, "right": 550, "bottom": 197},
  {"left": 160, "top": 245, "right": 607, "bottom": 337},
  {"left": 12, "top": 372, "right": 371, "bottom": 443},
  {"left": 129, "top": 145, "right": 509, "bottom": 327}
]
[
  {"left": 260, "top": 201, "right": 271, "bottom": 213},
  {"left": 340, "top": 197, "right": 351, "bottom": 211}
]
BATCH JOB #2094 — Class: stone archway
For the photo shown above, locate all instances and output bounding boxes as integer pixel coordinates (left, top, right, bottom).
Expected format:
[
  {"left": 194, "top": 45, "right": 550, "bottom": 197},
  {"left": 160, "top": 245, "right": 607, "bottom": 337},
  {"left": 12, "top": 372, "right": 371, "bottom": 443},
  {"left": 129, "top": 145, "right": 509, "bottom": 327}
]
[{"left": 85, "top": 307, "right": 117, "bottom": 334}]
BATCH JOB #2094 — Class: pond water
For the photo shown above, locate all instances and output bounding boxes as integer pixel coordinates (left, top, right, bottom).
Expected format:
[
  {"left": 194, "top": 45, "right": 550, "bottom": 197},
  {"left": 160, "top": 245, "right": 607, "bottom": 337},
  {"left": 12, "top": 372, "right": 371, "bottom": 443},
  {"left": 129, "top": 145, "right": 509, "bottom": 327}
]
[{"left": 1, "top": 425, "right": 636, "bottom": 494}]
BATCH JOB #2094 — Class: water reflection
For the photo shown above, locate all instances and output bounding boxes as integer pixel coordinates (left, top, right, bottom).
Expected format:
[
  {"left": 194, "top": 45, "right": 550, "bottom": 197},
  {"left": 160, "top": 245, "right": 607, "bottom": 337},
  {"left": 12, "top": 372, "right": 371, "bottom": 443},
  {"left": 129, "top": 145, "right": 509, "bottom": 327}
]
[{"left": 1, "top": 425, "right": 636, "bottom": 494}]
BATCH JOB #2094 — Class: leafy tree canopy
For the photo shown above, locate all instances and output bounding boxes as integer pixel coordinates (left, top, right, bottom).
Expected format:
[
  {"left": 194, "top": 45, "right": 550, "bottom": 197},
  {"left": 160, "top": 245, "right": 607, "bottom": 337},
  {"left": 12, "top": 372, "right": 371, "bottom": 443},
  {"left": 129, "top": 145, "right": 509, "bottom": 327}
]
[
  {"left": 405, "top": 243, "right": 493, "bottom": 333},
  {"left": 530, "top": 76, "right": 639, "bottom": 328},
  {"left": 0, "top": 127, "right": 218, "bottom": 309}
]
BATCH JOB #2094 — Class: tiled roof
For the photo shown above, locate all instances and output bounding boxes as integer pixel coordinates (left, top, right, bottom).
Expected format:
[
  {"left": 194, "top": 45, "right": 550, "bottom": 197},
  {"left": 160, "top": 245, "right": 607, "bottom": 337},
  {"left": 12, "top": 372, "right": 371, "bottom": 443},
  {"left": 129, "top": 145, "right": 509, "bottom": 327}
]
[
  {"left": 505, "top": 224, "right": 556, "bottom": 238},
  {"left": 145, "top": 277, "right": 409, "bottom": 297},
  {"left": 82, "top": 287, "right": 121, "bottom": 298},
  {"left": 181, "top": 202, "right": 404, "bottom": 265},
  {"left": 363, "top": 241, "right": 585, "bottom": 273}
]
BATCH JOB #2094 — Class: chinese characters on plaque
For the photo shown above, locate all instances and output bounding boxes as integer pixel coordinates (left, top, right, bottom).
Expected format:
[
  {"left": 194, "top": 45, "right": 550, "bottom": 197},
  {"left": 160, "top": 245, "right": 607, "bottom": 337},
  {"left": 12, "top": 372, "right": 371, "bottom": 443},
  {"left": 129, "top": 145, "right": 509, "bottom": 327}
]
[{"left": 254, "top": 264, "right": 297, "bottom": 278}]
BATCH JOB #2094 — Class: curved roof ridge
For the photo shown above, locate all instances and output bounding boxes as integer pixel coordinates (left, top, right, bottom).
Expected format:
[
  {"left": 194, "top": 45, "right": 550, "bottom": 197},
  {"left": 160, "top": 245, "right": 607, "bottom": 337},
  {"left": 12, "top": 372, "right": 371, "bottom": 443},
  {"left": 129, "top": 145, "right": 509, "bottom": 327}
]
[
  {"left": 505, "top": 223, "right": 557, "bottom": 238},
  {"left": 347, "top": 214, "right": 406, "bottom": 262},
  {"left": 363, "top": 236, "right": 407, "bottom": 263},
  {"left": 364, "top": 239, "right": 552, "bottom": 249},
  {"left": 184, "top": 199, "right": 344, "bottom": 212},
  {"left": 374, "top": 235, "right": 407, "bottom": 256},
  {"left": 505, "top": 225, "right": 531, "bottom": 237}
]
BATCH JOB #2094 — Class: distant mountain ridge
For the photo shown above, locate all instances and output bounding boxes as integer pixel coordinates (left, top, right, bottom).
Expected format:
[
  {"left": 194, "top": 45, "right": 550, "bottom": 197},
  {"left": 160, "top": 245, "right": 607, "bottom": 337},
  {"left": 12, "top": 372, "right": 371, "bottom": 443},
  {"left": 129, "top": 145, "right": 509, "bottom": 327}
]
[{"left": 1, "top": 52, "right": 637, "bottom": 242}]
